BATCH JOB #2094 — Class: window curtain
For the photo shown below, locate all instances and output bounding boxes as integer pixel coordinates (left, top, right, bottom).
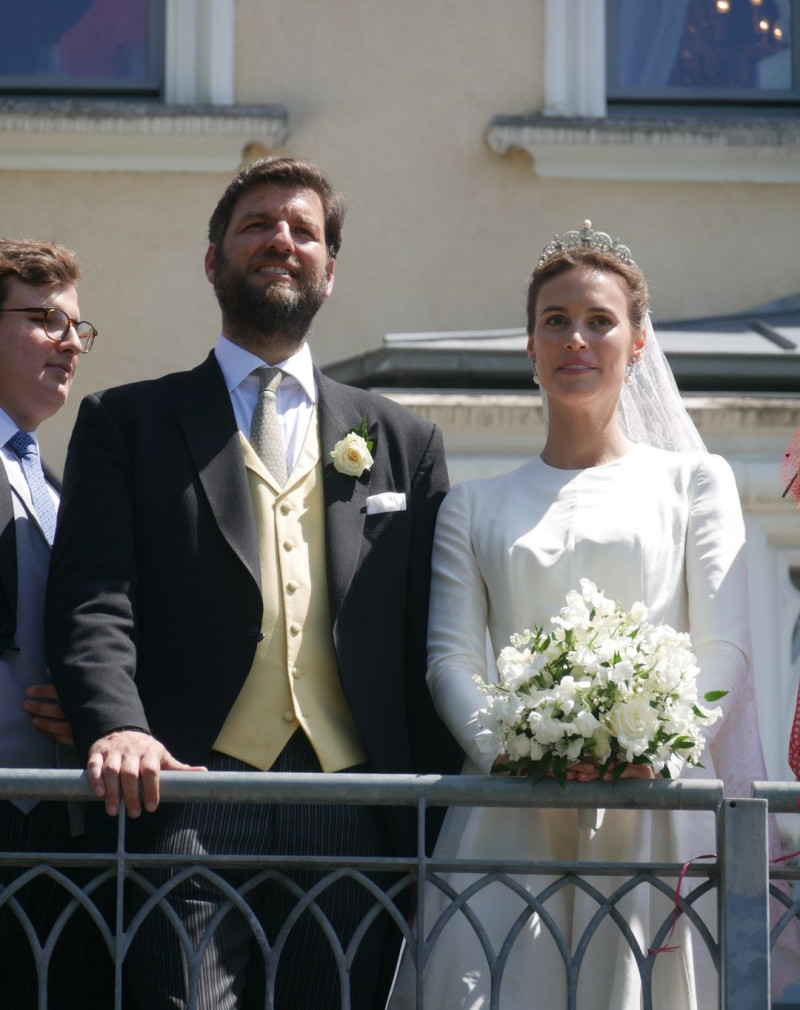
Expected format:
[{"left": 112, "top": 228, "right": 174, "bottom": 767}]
[{"left": 615, "top": 0, "right": 692, "bottom": 88}]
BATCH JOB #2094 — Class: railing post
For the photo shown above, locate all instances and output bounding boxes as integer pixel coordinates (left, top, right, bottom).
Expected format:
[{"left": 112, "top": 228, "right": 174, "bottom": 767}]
[
  {"left": 718, "top": 798, "right": 770, "bottom": 1009},
  {"left": 115, "top": 807, "right": 127, "bottom": 1010}
]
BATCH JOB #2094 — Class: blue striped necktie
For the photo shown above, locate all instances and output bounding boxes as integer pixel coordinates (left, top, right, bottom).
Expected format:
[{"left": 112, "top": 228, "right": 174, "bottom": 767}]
[{"left": 7, "top": 431, "right": 57, "bottom": 546}]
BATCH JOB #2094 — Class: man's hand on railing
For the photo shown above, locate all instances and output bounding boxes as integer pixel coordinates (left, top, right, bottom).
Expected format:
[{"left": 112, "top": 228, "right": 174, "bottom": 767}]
[
  {"left": 87, "top": 730, "right": 207, "bottom": 818},
  {"left": 23, "top": 682, "right": 75, "bottom": 746}
]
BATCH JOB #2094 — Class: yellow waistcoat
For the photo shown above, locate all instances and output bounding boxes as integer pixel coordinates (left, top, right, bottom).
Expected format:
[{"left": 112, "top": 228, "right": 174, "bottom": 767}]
[{"left": 213, "top": 407, "right": 367, "bottom": 772}]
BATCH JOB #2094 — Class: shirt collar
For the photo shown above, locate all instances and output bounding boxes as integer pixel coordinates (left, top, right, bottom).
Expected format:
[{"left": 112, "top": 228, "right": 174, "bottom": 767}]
[
  {"left": 214, "top": 334, "right": 317, "bottom": 402},
  {"left": 0, "top": 406, "right": 36, "bottom": 451}
]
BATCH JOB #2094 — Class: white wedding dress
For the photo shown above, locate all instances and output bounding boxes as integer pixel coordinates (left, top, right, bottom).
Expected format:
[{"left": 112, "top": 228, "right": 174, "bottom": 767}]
[{"left": 387, "top": 445, "right": 769, "bottom": 1010}]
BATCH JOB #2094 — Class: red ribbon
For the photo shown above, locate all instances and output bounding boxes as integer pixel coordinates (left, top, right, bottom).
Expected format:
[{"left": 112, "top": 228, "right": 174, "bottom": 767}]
[
  {"left": 788, "top": 687, "right": 800, "bottom": 781},
  {"left": 771, "top": 848, "right": 800, "bottom": 865},
  {"left": 648, "top": 853, "right": 716, "bottom": 956},
  {"left": 648, "top": 843, "right": 799, "bottom": 958}
]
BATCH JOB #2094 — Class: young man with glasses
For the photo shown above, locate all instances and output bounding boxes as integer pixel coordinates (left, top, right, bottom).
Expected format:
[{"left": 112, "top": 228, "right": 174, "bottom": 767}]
[{"left": 0, "top": 237, "right": 96, "bottom": 1009}]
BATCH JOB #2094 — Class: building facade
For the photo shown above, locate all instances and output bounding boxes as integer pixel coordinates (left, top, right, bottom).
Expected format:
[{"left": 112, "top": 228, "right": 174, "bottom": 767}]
[{"left": 1, "top": 0, "right": 799, "bottom": 785}]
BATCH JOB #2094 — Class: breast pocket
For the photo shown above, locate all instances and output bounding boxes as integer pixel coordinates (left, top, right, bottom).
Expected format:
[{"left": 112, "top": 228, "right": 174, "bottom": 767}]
[{"left": 363, "top": 509, "right": 408, "bottom": 540}]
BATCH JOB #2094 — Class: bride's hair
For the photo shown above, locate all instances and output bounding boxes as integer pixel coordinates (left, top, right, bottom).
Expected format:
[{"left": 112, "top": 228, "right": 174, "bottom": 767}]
[{"left": 526, "top": 248, "right": 649, "bottom": 334}]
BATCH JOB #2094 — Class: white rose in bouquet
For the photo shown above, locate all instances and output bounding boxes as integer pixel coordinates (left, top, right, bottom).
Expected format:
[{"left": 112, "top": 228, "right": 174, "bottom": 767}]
[{"left": 606, "top": 696, "right": 661, "bottom": 761}]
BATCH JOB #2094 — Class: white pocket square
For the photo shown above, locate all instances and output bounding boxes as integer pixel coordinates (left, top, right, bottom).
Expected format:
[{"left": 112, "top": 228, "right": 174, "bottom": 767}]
[{"left": 366, "top": 492, "right": 407, "bottom": 515}]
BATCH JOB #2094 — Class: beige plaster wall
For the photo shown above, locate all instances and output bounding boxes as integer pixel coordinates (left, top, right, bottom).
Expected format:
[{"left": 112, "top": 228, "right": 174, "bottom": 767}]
[
  {"left": 0, "top": 0, "right": 798, "bottom": 468},
  {"left": 0, "top": 170, "right": 232, "bottom": 467},
  {"left": 233, "top": 0, "right": 800, "bottom": 334}
]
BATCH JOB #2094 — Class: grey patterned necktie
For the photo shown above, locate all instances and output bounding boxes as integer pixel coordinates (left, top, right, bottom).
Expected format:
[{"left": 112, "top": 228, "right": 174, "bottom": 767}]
[
  {"left": 7, "top": 431, "right": 57, "bottom": 546},
  {"left": 250, "top": 366, "right": 288, "bottom": 486}
]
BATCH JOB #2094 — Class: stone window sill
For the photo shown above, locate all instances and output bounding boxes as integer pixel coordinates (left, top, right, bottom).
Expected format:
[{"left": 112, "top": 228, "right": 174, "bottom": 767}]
[
  {"left": 0, "top": 100, "right": 289, "bottom": 173},
  {"left": 485, "top": 114, "right": 800, "bottom": 185}
]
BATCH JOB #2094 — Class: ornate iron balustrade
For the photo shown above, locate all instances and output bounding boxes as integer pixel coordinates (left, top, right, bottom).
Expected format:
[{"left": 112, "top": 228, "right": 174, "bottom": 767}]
[{"left": 0, "top": 770, "right": 795, "bottom": 1009}]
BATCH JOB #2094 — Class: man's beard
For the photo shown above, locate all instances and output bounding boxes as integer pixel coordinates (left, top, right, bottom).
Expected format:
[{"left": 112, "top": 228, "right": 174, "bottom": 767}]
[{"left": 213, "top": 248, "right": 330, "bottom": 348}]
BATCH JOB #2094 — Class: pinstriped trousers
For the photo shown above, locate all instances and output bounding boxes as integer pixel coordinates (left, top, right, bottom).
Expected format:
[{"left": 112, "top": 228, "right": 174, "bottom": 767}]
[
  {"left": 0, "top": 800, "right": 83, "bottom": 1010},
  {"left": 128, "top": 732, "right": 400, "bottom": 1010}
]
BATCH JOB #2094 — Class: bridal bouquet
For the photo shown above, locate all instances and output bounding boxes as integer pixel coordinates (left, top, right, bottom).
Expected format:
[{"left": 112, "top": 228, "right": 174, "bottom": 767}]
[{"left": 477, "top": 579, "right": 726, "bottom": 783}]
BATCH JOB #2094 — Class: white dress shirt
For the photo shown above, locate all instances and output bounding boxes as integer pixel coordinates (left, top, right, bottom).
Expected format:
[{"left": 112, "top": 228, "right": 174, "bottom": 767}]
[{"left": 214, "top": 335, "right": 316, "bottom": 476}]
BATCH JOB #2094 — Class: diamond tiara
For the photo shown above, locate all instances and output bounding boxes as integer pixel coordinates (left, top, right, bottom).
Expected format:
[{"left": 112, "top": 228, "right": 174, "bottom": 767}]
[{"left": 537, "top": 220, "right": 636, "bottom": 269}]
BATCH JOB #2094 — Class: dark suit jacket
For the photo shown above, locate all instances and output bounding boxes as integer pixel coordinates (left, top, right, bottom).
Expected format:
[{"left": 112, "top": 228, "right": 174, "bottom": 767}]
[
  {"left": 46, "top": 352, "right": 461, "bottom": 851},
  {"left": 0, "top": 465, "right": 17, "bottom": 655},
  {"left": 0, "top": 457, "right": 60, "bottom": 655}
]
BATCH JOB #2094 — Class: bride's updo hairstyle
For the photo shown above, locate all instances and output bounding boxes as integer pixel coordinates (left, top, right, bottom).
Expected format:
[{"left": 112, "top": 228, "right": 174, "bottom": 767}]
[{"left": 526, "top": 221, "right": 649, "bottom": 334}]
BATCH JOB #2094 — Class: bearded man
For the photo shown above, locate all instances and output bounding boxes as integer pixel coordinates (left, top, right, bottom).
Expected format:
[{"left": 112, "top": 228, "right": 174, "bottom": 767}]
[{"left": 45, "top": 157, "right": 460, "bottom": 1009}]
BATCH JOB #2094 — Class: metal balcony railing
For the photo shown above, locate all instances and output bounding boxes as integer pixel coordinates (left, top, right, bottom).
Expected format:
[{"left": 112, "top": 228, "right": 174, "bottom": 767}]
[{"left": 0, "top": 770, "right": 797, "bottom": 1009}]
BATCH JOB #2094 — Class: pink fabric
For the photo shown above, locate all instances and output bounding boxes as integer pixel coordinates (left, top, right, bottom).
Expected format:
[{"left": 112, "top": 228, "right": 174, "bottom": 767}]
[
  {"left": 59, "top": 0, "right": 147, "bottom": 79},
  {"left": 789, "top": 687, "right": 800, "bottom": 779}
]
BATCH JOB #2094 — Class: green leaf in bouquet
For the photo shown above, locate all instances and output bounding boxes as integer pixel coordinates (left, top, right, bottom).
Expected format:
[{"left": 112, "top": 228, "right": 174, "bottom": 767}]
[
  {"left": 671, "top": 735, "right": 695, "bottom": 749},
  {"left": 531, "top": 752, "right": 552, "bottom": 786},
  {"left": 660, "top": 766, "right": 673, "bottom": 779},
  {"left": 610, "top": 762, "right": 629, "bottom": 783},
  {"left": 517, "top": 756, "right": 540, "bottom": 777},
  {"left": 703, "top": 690, "right": 728, "bottom": 702}
]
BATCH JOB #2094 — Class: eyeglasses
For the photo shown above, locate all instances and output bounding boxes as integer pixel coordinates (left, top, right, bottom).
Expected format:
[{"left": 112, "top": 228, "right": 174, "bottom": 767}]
[{"left": 0, "top": 306, "right": 97, "bottom": 352}]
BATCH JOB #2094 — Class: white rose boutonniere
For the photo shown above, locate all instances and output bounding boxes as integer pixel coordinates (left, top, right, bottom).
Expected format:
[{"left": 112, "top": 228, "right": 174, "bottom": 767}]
[{"left": 330, "top": 415, "right": 374, "bottom": 478}]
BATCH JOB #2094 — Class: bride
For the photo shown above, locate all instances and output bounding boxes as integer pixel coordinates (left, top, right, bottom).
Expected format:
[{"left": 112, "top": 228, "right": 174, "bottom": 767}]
[{"left": 387, "top": 223, "right": 771, "bottom": 1009}]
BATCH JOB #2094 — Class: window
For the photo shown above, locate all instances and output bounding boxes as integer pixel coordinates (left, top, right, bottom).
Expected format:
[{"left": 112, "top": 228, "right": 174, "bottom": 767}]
[
  {"left": 488, "top": 0, "right": 800, "bottom": 183},
  {"left": 0, "top": 0, "right": 287, "bottom": 174},
  {"left": 0, "top": 0, "right": 164, "bottom": 98},
  {"left": 0, "top": 0, "right": 235, "bottom": 105},
  {"left": 606, "top": 0, "right": 799, "bottom": 110}
]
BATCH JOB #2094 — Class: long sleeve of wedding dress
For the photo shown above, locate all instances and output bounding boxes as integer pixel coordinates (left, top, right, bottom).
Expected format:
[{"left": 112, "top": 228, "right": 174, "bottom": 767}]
[{"left": 425, "top": 476, "right": 495, "bottom": 774}]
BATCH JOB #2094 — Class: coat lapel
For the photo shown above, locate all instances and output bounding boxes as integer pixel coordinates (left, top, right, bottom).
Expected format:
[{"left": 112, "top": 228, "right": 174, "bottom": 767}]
[
  {"left": 0, "top": 464, "right": 17, "bottom": 644},
  {"left": 0, "top": 458, "right": 58, "bottom": 646},
  {"left": 316, "top": 369, "right": 374, "bottom": 621},
  {"left": 175, "top": 353, "right": 261, "bottom": 590}
]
